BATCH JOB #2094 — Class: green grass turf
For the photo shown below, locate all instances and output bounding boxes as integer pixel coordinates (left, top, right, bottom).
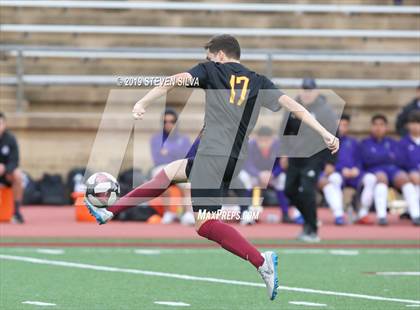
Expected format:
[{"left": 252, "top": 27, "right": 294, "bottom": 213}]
[
  {"left": 1, "top": 237, "right": 419, "bottom": 245},
  {"left": 0, "top": 246, "right": 419, "bottom": 309}
]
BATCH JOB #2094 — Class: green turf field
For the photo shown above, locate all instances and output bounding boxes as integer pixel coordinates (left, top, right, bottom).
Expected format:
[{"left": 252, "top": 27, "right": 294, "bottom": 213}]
[{"left": 1, "top": 241, "right": 419, "bottom": 309}]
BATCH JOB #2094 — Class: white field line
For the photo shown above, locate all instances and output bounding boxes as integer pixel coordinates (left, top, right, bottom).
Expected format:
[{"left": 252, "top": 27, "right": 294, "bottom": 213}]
[
  {"left": 36, "top": 249, "right": 65, "bottom": 255},
  {"left": 329, "top": 250, "right": 359, "bottom": 256},
  {"left": 22, "top": 301, "right": 56, "bottom": 306},
  {"left": 289, "top": 301, "right": 327, "bottom": 307},
  {"left": 133, "top": 249, "right": 162, "bottom": 255},
  {"left": 154, "top": 301, "right": 190, "bottom": 307},
  {"left": 2, "top": 248, "right": 420, "bottom": 255},
  {"left": 1, "top": 254, "right": 419, "bottom": 305},
  {"left": 375, "top": 272, "right": 420, "bottom": 276}
]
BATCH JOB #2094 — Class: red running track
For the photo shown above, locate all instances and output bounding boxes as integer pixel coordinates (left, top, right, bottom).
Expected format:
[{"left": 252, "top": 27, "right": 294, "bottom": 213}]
[{"left": 0, "top": 206, "right": 419, "bottom": 241}]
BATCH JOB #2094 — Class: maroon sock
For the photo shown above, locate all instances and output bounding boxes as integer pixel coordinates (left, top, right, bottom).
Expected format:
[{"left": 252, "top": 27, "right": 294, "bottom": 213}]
[
  {"left": 108, "top": 169, "right": 171, "bottom": 215},
  {"left": 197, "top": 219, "right": 264, "bottom": 269}
]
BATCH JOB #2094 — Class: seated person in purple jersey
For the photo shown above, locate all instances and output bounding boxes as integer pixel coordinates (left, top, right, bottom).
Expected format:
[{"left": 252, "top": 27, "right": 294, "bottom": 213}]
[
  {"left": 318, "top": 114, "right": 377, "bottom": 226},
  {"left": 359, "top": 114, "right": 419, "bottom": 226},
  {"left": 238, "top": 126, "right": 297, "bottom": 223},
  {"left": 396, "top": 111, "right": 420, "bottom": 224},
  {"left": 150, "top": 108, "right": 193, "bottom": 224},
  {"left": 150, "top": 109, "right": 192, "bottom": 171}
]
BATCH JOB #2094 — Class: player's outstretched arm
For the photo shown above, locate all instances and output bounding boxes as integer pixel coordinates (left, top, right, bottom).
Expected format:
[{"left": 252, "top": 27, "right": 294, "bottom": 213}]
[
  {"left": 278, "top": 94, "right": 340, "bottom": 154},
  {"left": 132, "top": 72, "right": 193, "bottom": 119}
]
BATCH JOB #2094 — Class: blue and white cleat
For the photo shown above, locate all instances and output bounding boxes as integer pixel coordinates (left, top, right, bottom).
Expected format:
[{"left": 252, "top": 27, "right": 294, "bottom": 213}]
[
  {"left": 258, "top": 251, "right": 279, "bottom": 301},
  {"left": 84, "top": 198, "right": 114, "bottom": 225}
]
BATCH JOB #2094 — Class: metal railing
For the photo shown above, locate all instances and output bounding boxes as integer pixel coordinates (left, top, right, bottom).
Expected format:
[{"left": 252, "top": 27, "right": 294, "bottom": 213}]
[
  {"left": 2, "top": 24, "right": 419, "bottom": 38},
  {"left": 1, "top": 1, "right": 419, "bottom": 14},
  {"left": 1, "top": 45, "right": 419, "bottom": 63}
]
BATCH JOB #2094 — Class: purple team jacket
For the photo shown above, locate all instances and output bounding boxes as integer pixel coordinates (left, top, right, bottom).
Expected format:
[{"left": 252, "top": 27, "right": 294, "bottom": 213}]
[
  {"left": 397, "top": 135, "right": 420, "bottom": 172},
  {"left": 359, "top": 136, "right": 399, "bottom": 171},
  {"left": 150, "top": 132, "right": 191, "bottom": 166},
  {"left": 244, "top": 139, "right": 281, "bottom": 177},
  {"left": 335, "top": 135, "right": 363, "bottom": 172}
]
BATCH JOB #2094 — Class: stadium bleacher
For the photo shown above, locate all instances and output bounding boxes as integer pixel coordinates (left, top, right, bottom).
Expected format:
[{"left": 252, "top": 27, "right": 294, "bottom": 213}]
[{"left": 0, "top": 0, "right": 419, "bottom": 177}]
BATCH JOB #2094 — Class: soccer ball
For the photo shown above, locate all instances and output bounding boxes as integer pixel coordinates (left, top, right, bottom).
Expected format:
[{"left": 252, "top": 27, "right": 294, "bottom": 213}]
[{"left": 85, "top": 172, "right": 120, "bottom": 208}]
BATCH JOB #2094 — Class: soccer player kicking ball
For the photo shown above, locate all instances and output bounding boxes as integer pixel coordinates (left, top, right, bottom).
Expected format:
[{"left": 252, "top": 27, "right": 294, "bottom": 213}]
[{"left": 85, "top": 35, "right": 339, "bottom": 301}]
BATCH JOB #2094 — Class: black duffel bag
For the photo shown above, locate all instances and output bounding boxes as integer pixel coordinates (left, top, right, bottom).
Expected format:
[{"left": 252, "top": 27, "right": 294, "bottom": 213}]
[{"left": 39, "top": 174, "right": 67, "bottom": 205}]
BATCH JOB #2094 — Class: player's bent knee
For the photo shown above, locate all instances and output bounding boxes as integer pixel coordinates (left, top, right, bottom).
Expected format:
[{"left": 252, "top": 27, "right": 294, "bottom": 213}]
[
  {"left": 375, "top": 172, "right": 388, "bottom": 184},
  {"left": 407, "top": 172, "right": 420, "bottom": 185},
  {"left": 328, "top": 172, "right": 342, "bottom": 187},
  {"left": 317, "top": 178, "right": 328, "bottom": 189},
  {"left": 394, "top": 172, "right": 409, "bottom": 188},
  {"left": 363, "top": 173, "right": 377, "bottom": 187},
  {"left": 164, "top": 159, "right": 188, "bottom": 181},
  {"left": 13, "top": 169, "right": 23, "bottom": 182}
]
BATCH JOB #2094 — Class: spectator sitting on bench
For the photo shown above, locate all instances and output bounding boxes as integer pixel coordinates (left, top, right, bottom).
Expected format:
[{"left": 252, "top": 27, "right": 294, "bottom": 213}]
[
  {"left": 150, "top": 108, "right": 193, "bottom": 224},
  {"left": 0, "top": 112, "right": 24, "bottom": 223}
]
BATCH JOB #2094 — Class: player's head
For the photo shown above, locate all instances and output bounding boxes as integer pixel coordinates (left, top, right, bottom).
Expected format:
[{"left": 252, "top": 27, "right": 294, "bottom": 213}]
[
  {"left": 255, "top": 126, "right": 274, "bottom": 149},
  {"left": 370, "top": 114, "right": 388, "bottom": 139},
  {"left": 300, "top": 77, "right": 319, "bottom": 105},
  {"left": 407, "top": 110, "right": 420, "bottom": 137},
  {"left": 338, "top": 113, "right": 351, "bottom": 137},
  {"left": 0, "top": 112, "right": 6, "bottom": 136},
  {"left": 163, "top": 108, "right": 178, "bottom": 134},
  {"left": 204, "top": 34, "right": 241, "bottom": 63}
]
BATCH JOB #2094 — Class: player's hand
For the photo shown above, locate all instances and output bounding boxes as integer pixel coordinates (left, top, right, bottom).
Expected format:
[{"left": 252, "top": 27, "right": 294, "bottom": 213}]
[
  {"left": 323, "top": 132, "right": 339, "bottom": 155},
  {"left": 0, "top": 164, "right": 5, "bottom": 177},
  {"left": 350, "top": 167, "right": 360, "bottom": 178},
  {"left": 342, "top": 168, "right": 352, "bottom": 178},
  {"left": 132, "top": 101, "right": 146, "bottom": 120}
]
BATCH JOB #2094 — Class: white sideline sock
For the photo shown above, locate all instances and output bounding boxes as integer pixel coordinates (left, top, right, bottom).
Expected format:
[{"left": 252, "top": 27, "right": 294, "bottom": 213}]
[
  {"left": 401, "top": 183, "right": 420, "bottom": 219},
  {"left": 374, "top": 183, "right": 388, "bottom": 219},
  {"left": 323, "top": 183, "right": 344, "bottom": 217},
  {"left": 359, "top": 173, "right": 376, "bottom": 218}
]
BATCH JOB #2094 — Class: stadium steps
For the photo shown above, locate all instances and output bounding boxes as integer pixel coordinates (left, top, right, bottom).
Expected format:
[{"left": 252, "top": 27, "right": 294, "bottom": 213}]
[
  {"left": 1, "top": 28, "right": 418, "bottom": 52},
  {"left": 0, "top": 55, "right": 418, "bottom": 80},
  {"left": 1, "top": 6, "right": 418, "bottom": 30}
]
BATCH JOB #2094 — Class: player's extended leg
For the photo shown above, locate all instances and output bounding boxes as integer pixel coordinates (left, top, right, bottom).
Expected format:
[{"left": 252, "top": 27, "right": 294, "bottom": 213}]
[
  {"left": 194, "top": 213, "right": 278, "bottom": 300},
  {"left": 191, "top": 155, "right": 278, "bottom": 300},
  {"left": 85, "top": 159, "right": 189, "bottom": 224},
  {"left": 393, "top": 171, "right": 420, "bottom": 226}
]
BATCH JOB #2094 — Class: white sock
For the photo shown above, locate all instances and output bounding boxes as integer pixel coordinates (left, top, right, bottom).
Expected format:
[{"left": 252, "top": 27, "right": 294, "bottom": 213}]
[
  {"left": 401, "top": 183, "right": 420, "bottom": 219},
  {"left": 323, "top": 183, "right": 344, "bottom": 217},
  {"left": 359, "top": 173, "right": 376, "bottom": 218},
  {"left": 374, "top": 183, "right": 388, "bottom": 219},
  {"left": 328, "top": 172, "right": 343, "bottom": 188}
]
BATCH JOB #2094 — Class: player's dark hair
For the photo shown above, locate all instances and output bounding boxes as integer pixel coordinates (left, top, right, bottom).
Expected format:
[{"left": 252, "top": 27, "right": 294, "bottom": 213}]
[
  {"left": 371, "top": 114, "right": 388, "bottom": 124},
  {"left": 164, "top": 108, "right": 178, "bottom": 122},
  {"left": 407, "top": 110, "right": 420, "bottom": 123},
  {"left": 341, "top": 113, "right": 351, "bottom": 121},
  {"left": 256, "top": 126, "right": 273, "bottom": 137},
  {"left": 204, "top": 34, "right": 241, "bottom": 60},
  {"left": 0, "top": 112, "right": 5, "bottom": 120}
]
